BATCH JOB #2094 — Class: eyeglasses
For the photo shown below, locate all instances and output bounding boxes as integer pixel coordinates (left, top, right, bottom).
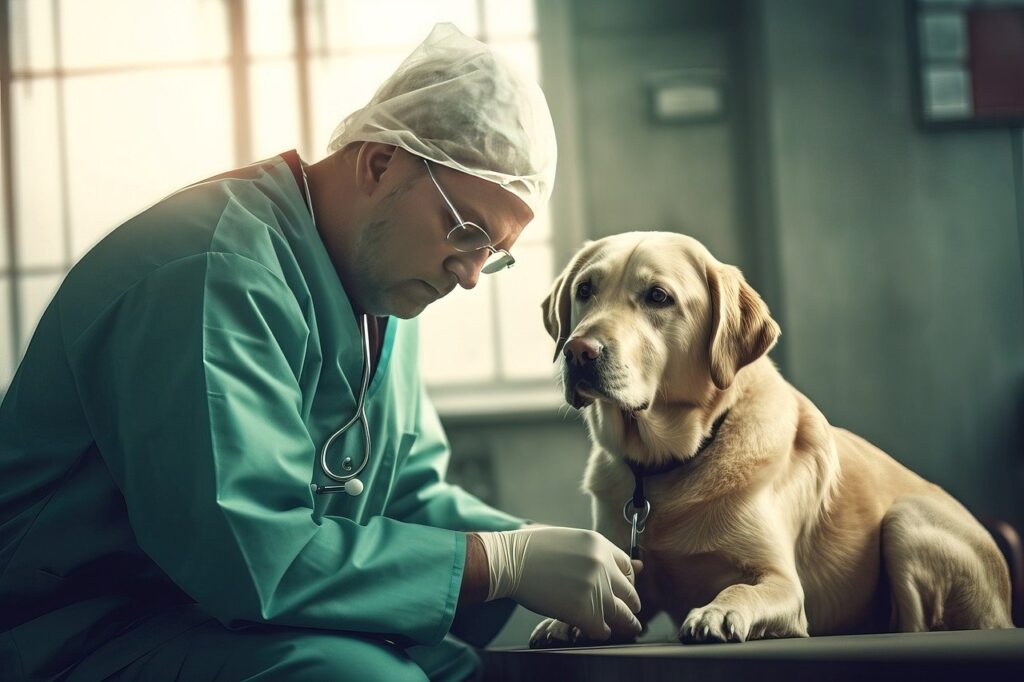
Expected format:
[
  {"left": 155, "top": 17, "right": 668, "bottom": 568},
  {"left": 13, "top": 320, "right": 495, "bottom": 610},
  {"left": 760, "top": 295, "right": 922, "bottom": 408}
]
[{"left": 423, "top": 159, "right": 515, "bottom": 274}]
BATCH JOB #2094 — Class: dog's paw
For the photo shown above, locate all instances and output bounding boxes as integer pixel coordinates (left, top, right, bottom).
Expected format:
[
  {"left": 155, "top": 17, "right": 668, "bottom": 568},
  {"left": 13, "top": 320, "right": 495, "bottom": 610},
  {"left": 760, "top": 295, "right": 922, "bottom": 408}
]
[
  {"left": 529, "top": 618, "right": 579, "bottom": 649},
  {"left": 678, "top": 606, "right": 749, "bottom": 644}
]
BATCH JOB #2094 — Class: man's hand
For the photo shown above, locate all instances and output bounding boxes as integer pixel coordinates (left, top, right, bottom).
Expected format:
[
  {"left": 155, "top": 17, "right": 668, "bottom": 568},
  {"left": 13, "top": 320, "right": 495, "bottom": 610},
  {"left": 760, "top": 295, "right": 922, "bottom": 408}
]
[{"left": 475, "top": 526, "right": 642, "bottom": 641}]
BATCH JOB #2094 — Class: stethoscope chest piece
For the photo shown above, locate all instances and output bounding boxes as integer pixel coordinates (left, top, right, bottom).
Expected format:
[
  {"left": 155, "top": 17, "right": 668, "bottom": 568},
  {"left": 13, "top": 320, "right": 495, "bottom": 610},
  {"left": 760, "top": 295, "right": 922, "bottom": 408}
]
[{"left": 311, "top": 477, "right": 364, "bottom": 497}]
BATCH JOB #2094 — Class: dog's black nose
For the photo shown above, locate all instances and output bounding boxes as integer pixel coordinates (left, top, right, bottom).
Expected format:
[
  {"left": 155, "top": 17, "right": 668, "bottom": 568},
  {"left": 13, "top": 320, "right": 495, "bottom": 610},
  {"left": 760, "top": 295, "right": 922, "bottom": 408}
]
[{"left": 564, "top": 337, "right": 603, "bottom": 366}]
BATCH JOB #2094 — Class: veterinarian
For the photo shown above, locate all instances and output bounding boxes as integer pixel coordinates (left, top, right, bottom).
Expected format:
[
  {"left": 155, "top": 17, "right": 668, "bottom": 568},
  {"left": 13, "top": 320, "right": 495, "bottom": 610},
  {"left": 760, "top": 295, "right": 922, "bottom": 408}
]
[{"left": 0, "top": 24, "right": 641, "bottom": 682}]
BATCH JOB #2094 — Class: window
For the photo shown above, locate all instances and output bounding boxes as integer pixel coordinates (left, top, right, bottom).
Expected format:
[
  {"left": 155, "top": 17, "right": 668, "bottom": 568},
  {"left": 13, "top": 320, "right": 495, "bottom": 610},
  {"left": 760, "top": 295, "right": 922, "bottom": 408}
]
[{"left": 0, "top": 0, "right": 559, "bottom": 411}]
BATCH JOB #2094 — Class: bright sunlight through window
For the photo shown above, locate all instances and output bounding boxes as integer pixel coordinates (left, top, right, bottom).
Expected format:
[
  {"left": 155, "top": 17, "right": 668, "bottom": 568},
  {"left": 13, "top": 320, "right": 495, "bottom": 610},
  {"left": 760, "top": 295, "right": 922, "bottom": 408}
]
[{"left": 1, "top": 0, "right": 557, "bottom": 406}]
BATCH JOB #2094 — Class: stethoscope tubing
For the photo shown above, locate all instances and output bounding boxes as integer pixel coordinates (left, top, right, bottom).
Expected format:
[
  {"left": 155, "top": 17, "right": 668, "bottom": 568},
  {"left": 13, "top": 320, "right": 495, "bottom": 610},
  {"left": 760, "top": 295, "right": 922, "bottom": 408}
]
[
  {"left": 301, "top": 160, "right": 372, "bottom": 496},
  {"left": 318, "top": 313, "right": 372, "bottom": 484}
]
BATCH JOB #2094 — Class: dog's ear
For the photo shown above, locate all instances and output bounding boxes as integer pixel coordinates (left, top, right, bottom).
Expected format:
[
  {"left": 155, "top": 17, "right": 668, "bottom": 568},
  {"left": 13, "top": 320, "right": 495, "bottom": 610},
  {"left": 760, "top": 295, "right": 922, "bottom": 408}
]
[
  {"left": 541, "top": 240, "right": 602, "bottom": 362},
  {"left": 706, "top": 261, "right": 780, "bottom": 390}
]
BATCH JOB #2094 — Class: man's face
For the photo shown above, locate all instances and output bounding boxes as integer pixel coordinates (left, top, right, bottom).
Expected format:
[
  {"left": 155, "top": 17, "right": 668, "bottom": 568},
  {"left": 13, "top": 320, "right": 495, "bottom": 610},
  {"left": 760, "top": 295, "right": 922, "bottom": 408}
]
[{"left": 348, "top": 149, "right": 534, "bottom": 318}]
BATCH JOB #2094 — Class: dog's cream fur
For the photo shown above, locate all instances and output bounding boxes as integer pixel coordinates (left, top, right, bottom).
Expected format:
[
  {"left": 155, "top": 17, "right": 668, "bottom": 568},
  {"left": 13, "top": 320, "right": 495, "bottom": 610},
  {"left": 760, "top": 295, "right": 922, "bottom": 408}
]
[{"left": 531, "top": 231, "right": 1012, "bottom": 646}]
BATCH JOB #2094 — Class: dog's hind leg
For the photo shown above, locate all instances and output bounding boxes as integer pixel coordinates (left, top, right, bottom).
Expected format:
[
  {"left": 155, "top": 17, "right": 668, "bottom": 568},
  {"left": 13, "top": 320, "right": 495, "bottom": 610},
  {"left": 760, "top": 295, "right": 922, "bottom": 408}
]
[{"left": 881, "top": 493, "right": 1012, "bottom": 631}]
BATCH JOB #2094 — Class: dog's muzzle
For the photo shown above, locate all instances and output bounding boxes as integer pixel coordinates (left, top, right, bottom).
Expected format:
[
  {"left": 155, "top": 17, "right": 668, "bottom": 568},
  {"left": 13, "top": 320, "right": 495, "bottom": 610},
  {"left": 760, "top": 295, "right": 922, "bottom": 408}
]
[{"left": 562, "top": 337, "right": 607, "bottom": 409}]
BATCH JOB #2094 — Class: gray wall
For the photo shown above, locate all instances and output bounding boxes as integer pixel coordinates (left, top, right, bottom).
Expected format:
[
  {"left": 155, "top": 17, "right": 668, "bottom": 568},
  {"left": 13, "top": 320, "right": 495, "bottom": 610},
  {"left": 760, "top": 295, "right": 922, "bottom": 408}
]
[
  {"left": 570, "top": 1, "right": 746, "bottom": 267},
  {"left": 749, "top": 0, "right": 1024, "bottom": 526},
  {"left": 444, "top": 0, "right": 1024, "bottom": 646}
]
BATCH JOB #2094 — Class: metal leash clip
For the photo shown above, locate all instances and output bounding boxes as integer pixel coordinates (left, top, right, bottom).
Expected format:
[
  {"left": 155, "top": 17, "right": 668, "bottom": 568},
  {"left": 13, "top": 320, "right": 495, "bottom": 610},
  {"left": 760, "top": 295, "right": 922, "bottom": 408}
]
[{"left": 623, "top": 497, "right": 651, "bottom": 560}]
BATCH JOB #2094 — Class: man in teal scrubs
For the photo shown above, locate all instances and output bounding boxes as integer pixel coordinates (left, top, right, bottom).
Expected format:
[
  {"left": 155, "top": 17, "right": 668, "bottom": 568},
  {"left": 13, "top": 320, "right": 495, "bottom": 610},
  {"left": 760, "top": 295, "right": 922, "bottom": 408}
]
[{"left": 0, "top": 23, "right": 641, "bottom": 682}]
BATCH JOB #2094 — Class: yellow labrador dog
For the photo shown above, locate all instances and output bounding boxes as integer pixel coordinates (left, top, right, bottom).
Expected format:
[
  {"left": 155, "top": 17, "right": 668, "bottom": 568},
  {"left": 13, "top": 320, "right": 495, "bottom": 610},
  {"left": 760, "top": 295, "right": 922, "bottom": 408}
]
[{"left": 531, "top": 231, "right": 1012, "bottom": 646}]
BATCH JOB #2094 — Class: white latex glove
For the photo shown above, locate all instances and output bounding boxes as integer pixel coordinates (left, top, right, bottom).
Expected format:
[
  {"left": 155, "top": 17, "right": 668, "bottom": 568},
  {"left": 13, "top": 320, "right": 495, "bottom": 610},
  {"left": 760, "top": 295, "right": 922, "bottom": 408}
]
[{"left": 477, "top": 526, "right": 642, "bottom": 641}]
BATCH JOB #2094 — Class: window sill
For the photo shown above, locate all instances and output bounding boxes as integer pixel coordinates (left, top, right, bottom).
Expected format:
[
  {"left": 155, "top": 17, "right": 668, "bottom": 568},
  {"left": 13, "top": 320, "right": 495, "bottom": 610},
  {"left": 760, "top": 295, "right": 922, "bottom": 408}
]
[{"left": 427, "top": 381, "right": 575, "bottom": 425}]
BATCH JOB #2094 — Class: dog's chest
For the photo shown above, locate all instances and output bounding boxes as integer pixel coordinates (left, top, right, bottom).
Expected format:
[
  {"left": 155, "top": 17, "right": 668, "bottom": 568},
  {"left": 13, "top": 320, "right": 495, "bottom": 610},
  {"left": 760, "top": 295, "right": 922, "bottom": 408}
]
[
  {"left": 630, "top": 493, "right": 751, "bottom": 617},
  {"left": 640, "top": 547, "right": 745, "bottom": 619}
]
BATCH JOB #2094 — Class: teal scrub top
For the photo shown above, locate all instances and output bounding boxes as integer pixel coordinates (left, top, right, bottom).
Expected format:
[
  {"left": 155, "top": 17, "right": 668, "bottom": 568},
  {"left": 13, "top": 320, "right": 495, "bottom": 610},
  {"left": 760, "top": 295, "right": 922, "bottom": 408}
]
[{"left": 0, "top": 153, "right": 524, "bottom": 681}]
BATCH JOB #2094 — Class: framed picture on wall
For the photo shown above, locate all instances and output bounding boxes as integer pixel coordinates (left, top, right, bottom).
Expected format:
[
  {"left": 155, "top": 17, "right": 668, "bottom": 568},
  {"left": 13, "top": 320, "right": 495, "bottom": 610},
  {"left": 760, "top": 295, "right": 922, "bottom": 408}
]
[{"left": 910, "top": 0, "right": 1024, "bottom": 129}]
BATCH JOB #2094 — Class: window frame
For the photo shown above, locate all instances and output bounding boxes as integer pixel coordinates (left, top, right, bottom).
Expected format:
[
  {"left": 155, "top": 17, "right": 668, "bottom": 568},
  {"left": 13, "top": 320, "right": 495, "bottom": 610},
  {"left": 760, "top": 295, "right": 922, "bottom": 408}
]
[{"left": 0, "top": 0, "right": 578, "bottom": 417}]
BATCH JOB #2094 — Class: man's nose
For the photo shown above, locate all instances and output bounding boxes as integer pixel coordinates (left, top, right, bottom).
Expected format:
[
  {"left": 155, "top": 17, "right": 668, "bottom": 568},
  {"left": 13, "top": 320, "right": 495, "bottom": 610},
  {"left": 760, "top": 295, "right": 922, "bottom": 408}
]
[
  {"left": 446, "top": 250, "right": 489, "bottom": 290},
  {"left": 563, "top": 337, "right": 603, "bottom": 366}
]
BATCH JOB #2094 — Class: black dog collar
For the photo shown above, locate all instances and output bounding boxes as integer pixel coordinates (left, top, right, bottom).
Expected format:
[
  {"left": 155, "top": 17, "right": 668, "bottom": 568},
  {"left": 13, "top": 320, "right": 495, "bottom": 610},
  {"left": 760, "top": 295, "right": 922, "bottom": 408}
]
[{"left": 622, "top": 410, "right": 730, "bottom": 559}]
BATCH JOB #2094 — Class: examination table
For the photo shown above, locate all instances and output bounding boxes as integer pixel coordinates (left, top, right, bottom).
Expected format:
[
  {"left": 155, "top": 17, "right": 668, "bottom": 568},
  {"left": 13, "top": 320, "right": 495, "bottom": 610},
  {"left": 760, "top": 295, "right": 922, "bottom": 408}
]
[
  {"left": 482, "top": 517, "right": 1024, "bottom": 681},
  {"left": 480, "top": 628, "right": 1024, "bottom": 681}
]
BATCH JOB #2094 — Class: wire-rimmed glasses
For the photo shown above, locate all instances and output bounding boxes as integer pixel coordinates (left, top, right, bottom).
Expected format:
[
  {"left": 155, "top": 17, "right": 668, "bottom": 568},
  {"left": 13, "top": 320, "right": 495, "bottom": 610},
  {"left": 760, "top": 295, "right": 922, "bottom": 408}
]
[{"left": 423, "top": 160, "right": 515, "bottom": 274}]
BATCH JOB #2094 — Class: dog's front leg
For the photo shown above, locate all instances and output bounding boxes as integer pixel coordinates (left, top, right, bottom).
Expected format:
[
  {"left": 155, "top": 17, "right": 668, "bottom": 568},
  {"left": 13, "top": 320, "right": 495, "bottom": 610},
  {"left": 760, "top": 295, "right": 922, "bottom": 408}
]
[{"left": 679, "top": 567, "right": 809, "bottom": 643}]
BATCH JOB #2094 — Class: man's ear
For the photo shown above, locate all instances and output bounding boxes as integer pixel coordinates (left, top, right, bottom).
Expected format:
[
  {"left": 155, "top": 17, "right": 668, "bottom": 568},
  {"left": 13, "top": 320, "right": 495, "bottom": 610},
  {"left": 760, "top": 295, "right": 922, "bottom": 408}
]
[
  {"left": 354, "top": 142, "right": 398, "bottom": 195},
  {"left": 541, "top": 240, "right": 602, "bottom": 362},
  {"left": 706, "top": 261, "right": 780, "bottom": 390}
]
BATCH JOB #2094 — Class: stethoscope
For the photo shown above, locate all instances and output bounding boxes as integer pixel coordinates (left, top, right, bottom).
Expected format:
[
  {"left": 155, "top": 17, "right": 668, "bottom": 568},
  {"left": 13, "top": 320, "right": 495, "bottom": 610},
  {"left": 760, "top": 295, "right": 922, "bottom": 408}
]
[{"left": 301, "top": 161, "right": 371, "bottom": 497}]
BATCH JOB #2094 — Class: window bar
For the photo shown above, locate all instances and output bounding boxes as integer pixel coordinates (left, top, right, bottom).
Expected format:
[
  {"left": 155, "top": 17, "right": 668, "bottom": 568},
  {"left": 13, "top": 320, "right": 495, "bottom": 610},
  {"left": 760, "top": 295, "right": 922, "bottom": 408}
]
[
  {"left": 53, "top": 0, "right": 72, "bottom": 270},
  {"left": 12, "top": 58, "right": 234, "bottom": 81},
  {"left": 0, "top": 0, "right": 23, "bottom": 369},
  {"left": 292, "top": 0, "right": 313, "bottom": 161},
  {"left": 475, "top": 0, "right": 507, "bottom": 382},
  {"left": 226, "top": 0, "right": 253, "bottom": 167}
]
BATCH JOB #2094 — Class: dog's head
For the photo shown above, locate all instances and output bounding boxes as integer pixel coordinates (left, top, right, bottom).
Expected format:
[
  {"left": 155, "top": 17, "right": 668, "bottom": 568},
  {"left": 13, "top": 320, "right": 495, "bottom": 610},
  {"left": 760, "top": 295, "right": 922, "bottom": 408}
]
[{"left": 542, "top": 232, "right": 779, "bottom": 455}]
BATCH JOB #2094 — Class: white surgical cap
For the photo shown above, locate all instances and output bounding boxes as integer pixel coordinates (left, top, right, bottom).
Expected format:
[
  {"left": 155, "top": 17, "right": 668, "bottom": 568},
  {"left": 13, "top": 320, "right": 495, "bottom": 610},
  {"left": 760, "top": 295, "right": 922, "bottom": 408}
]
[{"left": 326, "top": 23, "right": 557, "bottom": 216}]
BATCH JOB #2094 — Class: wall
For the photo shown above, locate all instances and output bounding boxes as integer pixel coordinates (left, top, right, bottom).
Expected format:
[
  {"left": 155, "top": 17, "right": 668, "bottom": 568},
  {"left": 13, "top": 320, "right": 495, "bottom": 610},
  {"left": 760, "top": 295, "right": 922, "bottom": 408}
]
[
  {"left": 571, "top": 0, "right": 747, "bottom": 268},
  {"left": 748, "top": 0, "right": 1024, "bottom": 526}
]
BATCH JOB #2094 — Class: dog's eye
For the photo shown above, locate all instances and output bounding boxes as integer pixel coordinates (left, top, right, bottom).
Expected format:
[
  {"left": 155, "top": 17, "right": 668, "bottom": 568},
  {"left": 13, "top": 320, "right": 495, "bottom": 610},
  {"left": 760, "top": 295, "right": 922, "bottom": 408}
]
[
  {"left": 576, "top": 281, "right": 593, "bottom": 300},
  {"left": 646, "top": 287, "right": 672, "bottom": 306}
]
